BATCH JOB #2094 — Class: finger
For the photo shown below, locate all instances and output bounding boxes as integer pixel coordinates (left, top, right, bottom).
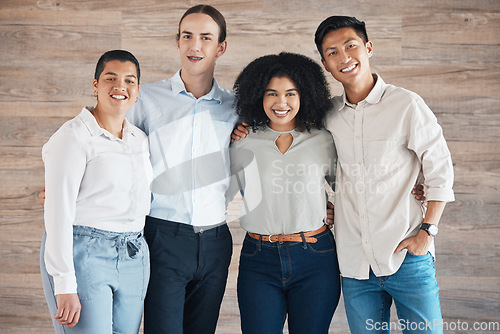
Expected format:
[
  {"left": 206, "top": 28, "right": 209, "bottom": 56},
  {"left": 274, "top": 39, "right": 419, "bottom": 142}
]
[
  {"left": 327, "top": 201, "right": 334, "bottom": 209},
  {"left": 71, "top": 309, "right": 81, "bottom": 327},
  {"left": 236, "top": 125, "right": 249, "bottom": 136},
  {"left": 394, "top": 241, "right": 407, "bottom": 254},
  {"left": 66, "top": 309, "right": 80, "bottom": 328},
  {"left": 241, "top": 122, "right": 249, "bottom": 127},
  {"left": 235, "top": 129, "right": 247, "bottom": 137}
]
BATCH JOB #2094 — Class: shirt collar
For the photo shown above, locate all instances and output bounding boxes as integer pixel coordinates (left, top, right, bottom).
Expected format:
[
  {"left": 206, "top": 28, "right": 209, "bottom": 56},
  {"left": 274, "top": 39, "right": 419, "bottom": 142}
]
[
  {"left": 340, "top": 73, "right": 386, "bottom": 109},
  {"left": 79, "top": 107, "right": 136, "bottom": 140},
  {"left": 171, "top": 70, "right": 223, "bottom": 103}
]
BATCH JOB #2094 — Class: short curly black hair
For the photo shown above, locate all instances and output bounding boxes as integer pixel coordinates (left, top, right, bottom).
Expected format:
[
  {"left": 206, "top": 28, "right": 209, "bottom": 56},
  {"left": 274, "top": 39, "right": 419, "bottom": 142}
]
[{"left": 233, "top": 52, "right": 332, "bottom": 132}]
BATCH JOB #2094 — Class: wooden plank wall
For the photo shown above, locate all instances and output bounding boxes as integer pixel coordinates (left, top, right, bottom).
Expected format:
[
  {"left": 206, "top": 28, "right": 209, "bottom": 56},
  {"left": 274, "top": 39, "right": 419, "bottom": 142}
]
[{"left": 1, "top": 0, "right": 499, "bottom": 333}]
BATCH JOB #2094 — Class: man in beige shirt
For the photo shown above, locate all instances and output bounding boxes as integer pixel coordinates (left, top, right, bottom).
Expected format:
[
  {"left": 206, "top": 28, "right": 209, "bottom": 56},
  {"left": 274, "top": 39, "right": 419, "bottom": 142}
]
[{"left": 315, "top": 15, "right": 454, "bottom": 333}]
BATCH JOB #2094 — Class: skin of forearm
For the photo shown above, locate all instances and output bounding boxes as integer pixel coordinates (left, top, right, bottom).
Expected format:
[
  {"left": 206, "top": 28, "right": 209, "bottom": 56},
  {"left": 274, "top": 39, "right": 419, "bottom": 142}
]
[{"left": 423, "top": 201, "right": 446, "bottom": 226}]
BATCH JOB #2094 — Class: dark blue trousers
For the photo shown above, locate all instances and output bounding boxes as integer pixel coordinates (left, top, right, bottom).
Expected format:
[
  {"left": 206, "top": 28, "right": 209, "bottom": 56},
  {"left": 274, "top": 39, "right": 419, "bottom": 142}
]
[
  {"left": 237, "top": 228, "right": 341, "bottom": 334},
  {"left": 143, "top": 216, "right": 233, "bottom": 334}
]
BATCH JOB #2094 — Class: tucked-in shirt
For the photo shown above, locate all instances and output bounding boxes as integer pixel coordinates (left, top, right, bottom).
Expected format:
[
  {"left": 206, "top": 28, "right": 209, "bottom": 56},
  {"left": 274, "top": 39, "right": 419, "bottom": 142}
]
[
  {"left": 127, "top": 71, "right": 238, "bottom": 227},
  {"left": 43, "top": 107, "right": 152, "bottom": 294},
  {"left": 325, "top": 74, "right": 455, "bottom": 279},
  {"left": 227, "top": 126, "right": 337, "bottom": 235}
]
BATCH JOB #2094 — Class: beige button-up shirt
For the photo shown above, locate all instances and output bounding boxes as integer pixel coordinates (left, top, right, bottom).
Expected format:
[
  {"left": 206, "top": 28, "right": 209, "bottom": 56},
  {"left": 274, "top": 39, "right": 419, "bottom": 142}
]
[{"left": 326, "top": 75, "right": 454, "bottom": 279}]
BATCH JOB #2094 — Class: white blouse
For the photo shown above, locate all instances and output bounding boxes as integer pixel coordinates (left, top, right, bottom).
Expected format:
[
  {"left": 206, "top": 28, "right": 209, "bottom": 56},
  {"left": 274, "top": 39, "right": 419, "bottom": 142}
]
[{"left": 42, "top": 107, "right": 152, "bottom": 295}]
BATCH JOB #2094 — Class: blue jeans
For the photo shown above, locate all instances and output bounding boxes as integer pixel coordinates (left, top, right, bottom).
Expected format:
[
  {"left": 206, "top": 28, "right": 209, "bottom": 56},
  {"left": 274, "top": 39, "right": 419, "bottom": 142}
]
[
  {"left": 143, "top": 217, "right": 233, "bottom": 334},
  {"left": 237, "top": 228, "right": 341, "bottom": 334},
  {"left": 342, "top": 252, "right": 442, "bottom": 334},
  {"left": 40, "top": 226, "right": 150, "bottom": 334}
]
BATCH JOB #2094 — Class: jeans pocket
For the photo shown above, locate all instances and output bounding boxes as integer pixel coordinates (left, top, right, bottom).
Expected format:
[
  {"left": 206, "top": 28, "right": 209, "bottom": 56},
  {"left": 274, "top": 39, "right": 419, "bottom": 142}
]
[
  {"left": 240, "top": 237, "right": 259, "bottom": 257},
  {"left": 306, "top": 231, "right": 336, "bottom": 254}
]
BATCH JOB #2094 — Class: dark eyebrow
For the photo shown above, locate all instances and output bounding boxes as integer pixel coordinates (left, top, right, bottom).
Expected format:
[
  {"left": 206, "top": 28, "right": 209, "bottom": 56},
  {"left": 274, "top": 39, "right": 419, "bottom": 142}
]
[
  {"left": 324, "top": 38, "right": 357, "bottom": 53},
  {"left": 180, "top": 31, "right": 214, "bottom": 37},
  {"left": 104, "top": 72, "right": 137, "bottom": 79},
  {"left": 264, "top": 88, "right": 298, "bottom": 92},
  {"left": 343, "top": 38, "right": 356, "bottom": 45}
]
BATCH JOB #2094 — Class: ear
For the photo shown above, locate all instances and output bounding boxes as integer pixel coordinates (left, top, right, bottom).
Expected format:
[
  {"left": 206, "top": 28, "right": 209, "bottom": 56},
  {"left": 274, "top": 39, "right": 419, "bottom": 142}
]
[
  {"left": 321, "top": 58, "right": 331, "bottom": 73},
  {"left": 92, "top": 78, "right": 98, "bottom": 92},
  {"left": 365, "top": 41, "right": 374, "bottom": 58},
  {"left": 216, "top": 40, "right": 227, "bottom": 58}
]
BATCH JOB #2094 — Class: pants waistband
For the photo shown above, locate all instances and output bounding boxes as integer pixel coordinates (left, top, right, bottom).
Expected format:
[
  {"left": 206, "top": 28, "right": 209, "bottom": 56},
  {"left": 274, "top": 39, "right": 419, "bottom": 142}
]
[
  {"left": 248, "top": 225, "right": 328, "bottom": 244},
  {"left": 145, "top": 216, "right": 227, "bottom": 234},
  {"left": 72, "top": 225, "right": 144, "bottom": 259},
  {"left": 73, "top": 225, "right": 142, "bottom": 240}
]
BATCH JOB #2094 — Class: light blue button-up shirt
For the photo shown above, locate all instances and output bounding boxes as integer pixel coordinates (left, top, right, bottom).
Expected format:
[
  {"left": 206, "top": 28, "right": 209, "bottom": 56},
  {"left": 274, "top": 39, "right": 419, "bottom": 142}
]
[{"left": 127, "top": 71, "right": 238, "bottom": 226}]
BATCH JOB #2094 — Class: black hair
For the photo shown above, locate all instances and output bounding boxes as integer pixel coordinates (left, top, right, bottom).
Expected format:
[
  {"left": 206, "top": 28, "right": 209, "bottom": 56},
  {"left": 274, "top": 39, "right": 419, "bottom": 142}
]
[
  {"left": 314, "top": 16, "right": 369, "bottom": 58},
  {"left": 177, "top": 4, "right": 227, "bottom": 43},
  {"left": 94, "top": 50, "right": 141, "bottom": 84},
  {"left": 233, "top": 52, "right": 332, "bottom": 132}
]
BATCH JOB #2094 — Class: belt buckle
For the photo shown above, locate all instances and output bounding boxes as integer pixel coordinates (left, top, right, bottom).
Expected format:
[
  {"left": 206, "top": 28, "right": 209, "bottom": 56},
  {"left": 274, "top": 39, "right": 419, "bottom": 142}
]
[{"left": 268, "top": 234, "right": 276, "bottom": 243}]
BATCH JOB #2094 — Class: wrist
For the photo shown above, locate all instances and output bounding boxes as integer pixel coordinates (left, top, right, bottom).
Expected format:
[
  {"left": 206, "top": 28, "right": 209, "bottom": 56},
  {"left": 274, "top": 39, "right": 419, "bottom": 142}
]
[{"left": 420, "top": 222, "right": 438, "bottom": 237}]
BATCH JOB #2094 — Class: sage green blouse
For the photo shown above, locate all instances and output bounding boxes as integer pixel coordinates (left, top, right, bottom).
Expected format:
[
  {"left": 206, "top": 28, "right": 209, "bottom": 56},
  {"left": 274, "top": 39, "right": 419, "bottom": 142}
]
[{"left": 227, "top": 126, "right": 337, "bottom": 235}]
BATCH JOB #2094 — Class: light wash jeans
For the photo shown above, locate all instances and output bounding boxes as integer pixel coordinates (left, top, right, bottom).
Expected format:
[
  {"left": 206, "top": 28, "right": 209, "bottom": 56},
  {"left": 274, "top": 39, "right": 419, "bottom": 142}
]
[
  {"left": 40, "top": 225, "right": 150, "bottom": 333},
  {"left": 342, "top": 252, "right": 442, "bottom": 334}
]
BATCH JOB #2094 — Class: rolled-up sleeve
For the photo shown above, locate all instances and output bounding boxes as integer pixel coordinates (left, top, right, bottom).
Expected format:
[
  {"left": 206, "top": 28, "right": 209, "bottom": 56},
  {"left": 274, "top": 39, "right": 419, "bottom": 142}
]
[
  {"left": 407, "top": 96, "right": 455, "bottom": 202},
  {"left": 42, "top": 128, "right": 86, "bottom": 295}
]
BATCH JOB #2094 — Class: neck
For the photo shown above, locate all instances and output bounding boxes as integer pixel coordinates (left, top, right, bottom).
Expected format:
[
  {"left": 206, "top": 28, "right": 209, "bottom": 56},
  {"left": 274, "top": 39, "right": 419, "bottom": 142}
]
[
  {"left": 180, "top": 69, "right": 214, "bottom": 99},
  {"left": 268, "top": 121, "right": 296, "bottom": 132},
  {"left": 91, "top": 106, "right": 125, "bottom": 139},
  {"left": 344, "top": 73, "right": 376, "bottom": 105}
]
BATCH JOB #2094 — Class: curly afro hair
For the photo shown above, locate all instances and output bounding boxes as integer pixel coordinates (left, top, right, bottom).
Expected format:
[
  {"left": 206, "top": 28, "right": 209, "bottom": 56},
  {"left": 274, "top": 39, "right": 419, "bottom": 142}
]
[{"left": 233, "top": 52, "right": 332, "bottom": 132}]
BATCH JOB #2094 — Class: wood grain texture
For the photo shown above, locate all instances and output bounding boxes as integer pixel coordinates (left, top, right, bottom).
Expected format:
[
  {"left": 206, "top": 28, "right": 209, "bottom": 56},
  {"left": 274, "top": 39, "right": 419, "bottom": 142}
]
[{"left": 0, "top": 0, "right": 499, "bottom": 333}]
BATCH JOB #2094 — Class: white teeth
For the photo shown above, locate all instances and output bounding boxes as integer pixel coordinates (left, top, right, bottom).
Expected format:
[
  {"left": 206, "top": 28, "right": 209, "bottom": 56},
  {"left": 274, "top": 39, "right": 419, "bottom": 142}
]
[
  {"left": 189, "top": 56, "right": 202, "bottom": 60},
  {"left": 341, "top": 64, "right": 356, "bottom": 73},
  {"left": 111, "top": 95, "right": 126, "bottom": 100},
  {"left": 274, "top": 110, "right": 289, "bottom": 115}
]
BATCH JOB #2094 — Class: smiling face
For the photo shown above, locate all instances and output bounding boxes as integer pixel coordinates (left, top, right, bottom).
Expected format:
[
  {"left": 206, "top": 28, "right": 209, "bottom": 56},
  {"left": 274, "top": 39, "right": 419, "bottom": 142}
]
[
  {"left": 177, "top": 13, "right": 227, "bottom": 79},
  {"left": 263, "top": 76, "right": 300, "bottom": 132},
  {"left": 93, "top": 60, "right": 139, "bottom": 115},
  {"left": 321, "top": 27, "right": 373, "bottom": 91}
]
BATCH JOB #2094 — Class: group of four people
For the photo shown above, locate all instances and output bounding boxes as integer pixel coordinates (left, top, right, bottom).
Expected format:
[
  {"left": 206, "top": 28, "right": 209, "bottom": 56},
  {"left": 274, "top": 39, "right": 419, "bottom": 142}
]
[{"left": 39, "top": 4, "right": 454, "bottom": 334}]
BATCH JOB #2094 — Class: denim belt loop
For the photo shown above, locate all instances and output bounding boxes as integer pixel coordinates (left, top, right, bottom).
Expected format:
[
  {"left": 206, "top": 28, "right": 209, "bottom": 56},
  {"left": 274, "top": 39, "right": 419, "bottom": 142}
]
[
  {"left": 300, "top": 232, "right": 307, "bottom": 249},
  {"left": 257, "top": 235, "right": 262, "bottom": 251}
]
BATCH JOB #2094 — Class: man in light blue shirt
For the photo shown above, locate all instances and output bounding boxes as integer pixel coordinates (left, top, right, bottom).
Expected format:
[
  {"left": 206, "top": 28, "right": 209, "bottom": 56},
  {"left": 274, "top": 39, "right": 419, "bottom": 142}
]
[{"left": 126, "top": 5, "right": 238, "bottom": 334}]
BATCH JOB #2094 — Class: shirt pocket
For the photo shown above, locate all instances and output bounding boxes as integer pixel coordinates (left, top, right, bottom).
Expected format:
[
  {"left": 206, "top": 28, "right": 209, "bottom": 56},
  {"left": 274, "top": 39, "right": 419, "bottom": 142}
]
[{"left": 365, "top": 138, "right": 402, "bottom": 171}]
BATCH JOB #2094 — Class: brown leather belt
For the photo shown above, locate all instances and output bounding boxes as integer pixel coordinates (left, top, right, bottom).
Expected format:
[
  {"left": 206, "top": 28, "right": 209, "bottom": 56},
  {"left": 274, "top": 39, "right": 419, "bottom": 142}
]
[{"left": 248, "top": 225, "right": 327, "bottom": 244}]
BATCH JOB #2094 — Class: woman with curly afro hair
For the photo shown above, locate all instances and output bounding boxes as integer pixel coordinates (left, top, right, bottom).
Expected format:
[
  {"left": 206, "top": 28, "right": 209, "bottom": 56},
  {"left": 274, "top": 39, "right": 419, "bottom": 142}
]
[{"left": 227, "top": 52, "right": 341, "bottom": 333}]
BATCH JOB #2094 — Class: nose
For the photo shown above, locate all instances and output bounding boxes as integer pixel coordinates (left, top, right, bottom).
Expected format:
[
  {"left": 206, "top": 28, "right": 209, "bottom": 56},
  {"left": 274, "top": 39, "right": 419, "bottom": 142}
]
[
  {"left": 277, "top": 95, "right": 288, "bottom": 105},
  {"left": 190, "top": 37, "right": 201, "bottom": 52},
  {"left": 114, "top": 80, "right": 127, "bottom": 91},
  {"left": 338, "top": 49, "right": 351, "bottom": 63}
]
